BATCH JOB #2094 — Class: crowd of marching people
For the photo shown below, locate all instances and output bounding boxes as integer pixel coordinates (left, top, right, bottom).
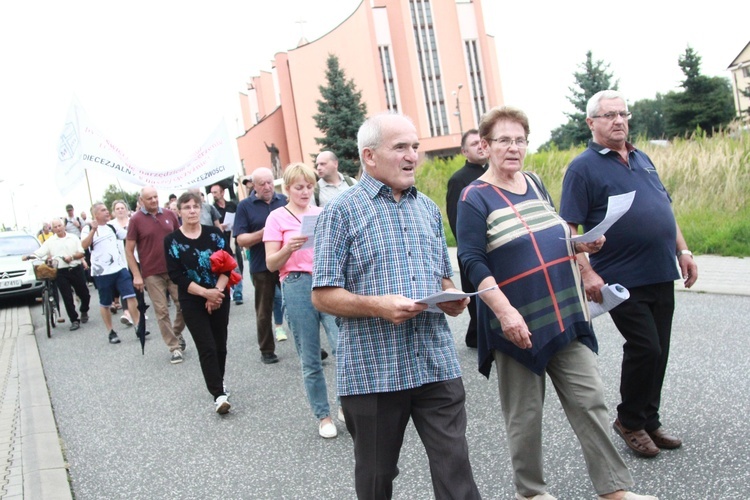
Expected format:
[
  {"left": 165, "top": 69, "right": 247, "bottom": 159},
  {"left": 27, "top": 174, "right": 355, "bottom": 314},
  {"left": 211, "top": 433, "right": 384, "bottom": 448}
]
[{"left": 24, "top": 95, "right": 700, "bottom": 499}]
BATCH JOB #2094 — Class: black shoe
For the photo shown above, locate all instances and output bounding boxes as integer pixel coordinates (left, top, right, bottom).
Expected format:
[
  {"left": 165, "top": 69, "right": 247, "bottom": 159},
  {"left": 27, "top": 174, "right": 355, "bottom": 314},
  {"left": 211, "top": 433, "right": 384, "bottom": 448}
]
[
  {"left": 108, "top": 331, "right": 121, "bottom": 344},
  {"left": 235, "top": 299, "right": 243, "bottom": 305},
  {"left": 178, "top": 336, "right": 186, "bottom": 352},
  {"left": 321, "top": 349, "right": 329, "bottom": 360},
  {"left": 261, "top": 353, "right": 279, "bottom": 364},
  {"left": 80, "top": 312, "right": 89, "bottom": 323},
  {"left": 70, "top": 321, "right": 81, "bottom": 331}
]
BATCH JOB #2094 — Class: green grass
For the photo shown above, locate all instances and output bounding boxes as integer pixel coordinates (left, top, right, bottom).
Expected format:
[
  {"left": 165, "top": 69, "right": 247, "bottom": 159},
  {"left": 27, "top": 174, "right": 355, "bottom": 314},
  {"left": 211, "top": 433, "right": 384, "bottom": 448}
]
[
  {"left": 417, "top": 155, "right": 464, "bottom": 247},
  {"left": 678, "top": 207, "right": 750, "bottom": 256},
  {"left": 416, "top": 129, "right": 750, "bottom": 257}
]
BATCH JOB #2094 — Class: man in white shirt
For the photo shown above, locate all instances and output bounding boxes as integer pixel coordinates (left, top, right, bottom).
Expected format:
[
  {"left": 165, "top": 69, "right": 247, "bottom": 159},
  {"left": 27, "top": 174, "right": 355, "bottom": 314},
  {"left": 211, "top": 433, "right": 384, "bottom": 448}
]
[
  {"left": 27, "top": 218, "right": 90, "bottom": 330},
  {"left": 64, "top": 204, "right": 83, "bottom": 237},
  {"left": 82, "top": 203, "right": 141, "bottom": 344}
]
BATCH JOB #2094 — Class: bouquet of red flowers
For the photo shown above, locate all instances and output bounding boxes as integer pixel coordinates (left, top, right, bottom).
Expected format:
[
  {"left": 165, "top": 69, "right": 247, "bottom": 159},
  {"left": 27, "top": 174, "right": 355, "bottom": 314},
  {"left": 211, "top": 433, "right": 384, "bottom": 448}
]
[{"left": 209, "top": 249, "right": 242, "bottom": 287}]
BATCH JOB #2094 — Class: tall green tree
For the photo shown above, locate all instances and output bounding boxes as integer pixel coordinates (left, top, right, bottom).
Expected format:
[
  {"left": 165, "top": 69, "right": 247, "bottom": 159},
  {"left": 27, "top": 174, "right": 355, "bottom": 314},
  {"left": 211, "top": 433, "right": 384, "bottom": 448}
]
[
  {"left": 101, "top": 184, "right": 139, "bottom": 212},
  {"left": 663, "top": 46, "right": 735, "bottom": 137},
  {"left": 629, "top": 94, "right": 666, "bottom": 139},
  {"left": 312, "top": 54, "right": 367, "bottom": 177},
  {"left": 540, "top": 51, "right": 618, "bottom": 150}
]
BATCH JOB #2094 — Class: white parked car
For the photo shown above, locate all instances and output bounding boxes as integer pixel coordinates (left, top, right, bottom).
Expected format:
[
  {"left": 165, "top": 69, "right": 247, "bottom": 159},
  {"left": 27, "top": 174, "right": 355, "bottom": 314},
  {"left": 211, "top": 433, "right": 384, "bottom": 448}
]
[{"left": 0, "top": 232, "right": 45, "bottom": 300}]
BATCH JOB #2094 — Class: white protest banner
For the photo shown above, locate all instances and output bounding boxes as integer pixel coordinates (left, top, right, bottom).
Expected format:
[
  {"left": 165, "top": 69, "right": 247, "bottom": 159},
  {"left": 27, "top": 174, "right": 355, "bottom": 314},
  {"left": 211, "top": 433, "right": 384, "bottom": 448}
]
[
  {"left": 55, "top": 97, "right": 87, "bottom": 195},
  {"left": 55, "top": 98, "right": 240, "bottom": 193}
]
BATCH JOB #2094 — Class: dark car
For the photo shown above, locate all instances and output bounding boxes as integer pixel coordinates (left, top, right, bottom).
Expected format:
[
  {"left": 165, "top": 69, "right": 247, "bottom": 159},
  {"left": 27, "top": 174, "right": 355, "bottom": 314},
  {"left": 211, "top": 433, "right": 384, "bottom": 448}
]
[{"left": 0, "top": 232, "right": 45, "bottom": 299}]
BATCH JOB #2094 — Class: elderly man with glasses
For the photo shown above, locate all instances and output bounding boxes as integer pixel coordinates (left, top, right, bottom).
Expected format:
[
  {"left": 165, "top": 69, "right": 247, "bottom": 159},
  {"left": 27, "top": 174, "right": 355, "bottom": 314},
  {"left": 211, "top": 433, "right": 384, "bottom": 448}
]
[{"left": 559, "top": 89, "right": 698, "bottom": 459}]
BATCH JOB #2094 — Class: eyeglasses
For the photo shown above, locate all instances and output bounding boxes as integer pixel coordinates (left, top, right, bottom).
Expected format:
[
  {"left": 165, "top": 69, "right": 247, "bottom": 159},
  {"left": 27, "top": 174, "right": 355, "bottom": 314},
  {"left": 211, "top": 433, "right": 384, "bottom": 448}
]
[
  {"left": 488, "top": 137, "right": 528, "bottom": 148},
  {"left": 591, "top": 111, "right": 631, "bottom": 121}
]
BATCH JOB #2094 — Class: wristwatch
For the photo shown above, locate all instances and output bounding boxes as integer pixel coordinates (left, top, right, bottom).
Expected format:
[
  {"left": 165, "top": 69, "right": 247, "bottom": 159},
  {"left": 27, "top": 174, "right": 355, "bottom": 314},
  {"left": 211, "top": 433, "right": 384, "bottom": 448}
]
[{"left": 677, "top": 249, "right": 693, "bottom": 257}]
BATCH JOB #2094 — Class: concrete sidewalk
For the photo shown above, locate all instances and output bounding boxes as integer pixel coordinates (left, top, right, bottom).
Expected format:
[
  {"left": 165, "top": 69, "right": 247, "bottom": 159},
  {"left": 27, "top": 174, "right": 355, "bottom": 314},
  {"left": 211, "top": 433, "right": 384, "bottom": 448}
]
[
  {"left": 0, "top": 304, "right": 71, "bottom": 499},
  {"left": 0, "top": 253, "right": 747, "bottom": 498}
]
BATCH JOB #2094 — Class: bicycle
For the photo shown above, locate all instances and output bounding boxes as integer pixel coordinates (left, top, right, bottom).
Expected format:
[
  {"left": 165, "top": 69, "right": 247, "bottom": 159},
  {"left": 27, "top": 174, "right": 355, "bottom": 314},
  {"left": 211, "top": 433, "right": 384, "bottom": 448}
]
[{"left": 28, "top": 257, "right": 61, "bottom": 338}]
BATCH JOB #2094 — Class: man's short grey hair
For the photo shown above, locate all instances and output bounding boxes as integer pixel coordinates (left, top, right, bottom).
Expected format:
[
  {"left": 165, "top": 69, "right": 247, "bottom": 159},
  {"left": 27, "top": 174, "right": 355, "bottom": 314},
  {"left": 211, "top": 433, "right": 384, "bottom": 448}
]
[
  {"left": 587, "top": 90, "right": 628, "bottom": 118},
  {"left": 357, "top": 112, "right": 414, "bottom": 169},
  {"left": 90, "top": 202, "right": 105, "bottom": 215}
]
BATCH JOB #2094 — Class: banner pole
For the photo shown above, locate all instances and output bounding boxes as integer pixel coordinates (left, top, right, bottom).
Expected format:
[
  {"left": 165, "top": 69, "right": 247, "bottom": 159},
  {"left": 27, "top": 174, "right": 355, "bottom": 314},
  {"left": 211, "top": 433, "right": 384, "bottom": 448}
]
[
  {"left": 115, "top": 178, "right": 134, "bottom": 209},
  {"left": 84, "top": 169, "right": 93, "bottom": 206}
]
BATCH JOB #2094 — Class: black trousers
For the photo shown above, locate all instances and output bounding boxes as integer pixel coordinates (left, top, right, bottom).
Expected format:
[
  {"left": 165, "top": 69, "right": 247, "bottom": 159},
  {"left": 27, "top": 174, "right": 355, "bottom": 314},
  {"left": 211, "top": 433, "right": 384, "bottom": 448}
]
[
  {"left": 340, "top": 378, "right": 481, "bottom": 500},
  {"left": 55, "top": 266, "right": 90, "bottom": 323},
  {"left": 609, "top": 281, "right": 675, "bottom": 432},
  {"left": 83, "top": 249, "right": 94, "bottom": 284},
  {"left": 181, "top": 297, "right": 230, "bottom": 399},
  {"left": 457, "top": 257, "right": 478, "bottom": 347}
]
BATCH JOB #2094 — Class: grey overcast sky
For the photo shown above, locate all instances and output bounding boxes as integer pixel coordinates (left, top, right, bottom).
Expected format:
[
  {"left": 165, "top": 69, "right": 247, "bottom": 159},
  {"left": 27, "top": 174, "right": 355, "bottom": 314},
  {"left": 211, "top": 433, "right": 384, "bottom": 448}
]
[{"left": 0, "top": 0, "right": 747, "bottom": 229}]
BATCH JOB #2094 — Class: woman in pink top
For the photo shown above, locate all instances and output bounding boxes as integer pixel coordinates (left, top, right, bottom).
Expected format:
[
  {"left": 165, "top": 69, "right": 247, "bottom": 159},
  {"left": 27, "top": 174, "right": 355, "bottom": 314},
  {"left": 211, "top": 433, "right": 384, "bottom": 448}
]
[
  {"left": 110, "top": 199, "right": 132, "bottom": 323},
  {"left": 264, "top": 163, "right": 340, "bottom": 439}
]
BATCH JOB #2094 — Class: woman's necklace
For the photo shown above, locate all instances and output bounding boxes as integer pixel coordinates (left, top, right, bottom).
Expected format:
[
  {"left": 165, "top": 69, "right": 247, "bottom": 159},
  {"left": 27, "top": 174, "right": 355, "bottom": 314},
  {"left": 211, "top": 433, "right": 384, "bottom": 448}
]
[{"left": 181, "top": 224, "right": 202, "bottom": 239}]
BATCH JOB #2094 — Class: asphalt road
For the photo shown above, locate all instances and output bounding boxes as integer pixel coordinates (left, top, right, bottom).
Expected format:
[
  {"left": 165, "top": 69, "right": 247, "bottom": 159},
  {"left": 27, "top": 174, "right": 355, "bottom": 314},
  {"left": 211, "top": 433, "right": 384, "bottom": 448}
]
[{"left": 30, "top": 286, "right": 750, "bottom": 499}]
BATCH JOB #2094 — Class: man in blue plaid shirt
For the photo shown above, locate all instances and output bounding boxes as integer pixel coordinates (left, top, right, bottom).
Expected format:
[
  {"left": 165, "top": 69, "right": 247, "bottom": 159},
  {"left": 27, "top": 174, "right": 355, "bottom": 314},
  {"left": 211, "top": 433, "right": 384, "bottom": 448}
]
[{"left": 312, "top": 113, "right": 481, "bottom": 499}]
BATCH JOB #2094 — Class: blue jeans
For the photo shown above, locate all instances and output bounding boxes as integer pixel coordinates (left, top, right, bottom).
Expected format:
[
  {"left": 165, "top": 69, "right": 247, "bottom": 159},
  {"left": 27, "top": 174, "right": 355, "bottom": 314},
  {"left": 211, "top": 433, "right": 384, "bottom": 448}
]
[
  {"left": 281, "top": 272, "right": 339, "bottom": 419},
  {"left": 273, "top": 284, "right": 284, "bottom": 325},
  {"left": 232, "top": 268, "right": 243, "bottom": 301}
]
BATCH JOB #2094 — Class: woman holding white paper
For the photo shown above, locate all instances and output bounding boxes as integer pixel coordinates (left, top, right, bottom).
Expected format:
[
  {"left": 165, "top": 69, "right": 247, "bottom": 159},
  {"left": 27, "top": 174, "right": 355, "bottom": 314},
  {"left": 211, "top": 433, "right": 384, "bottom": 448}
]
[
  {"left": 457, "top": 106, "right": 656, "bottom": 500},
  {"left": 264, "top": 162, "right": 340, "bottom": 439}
]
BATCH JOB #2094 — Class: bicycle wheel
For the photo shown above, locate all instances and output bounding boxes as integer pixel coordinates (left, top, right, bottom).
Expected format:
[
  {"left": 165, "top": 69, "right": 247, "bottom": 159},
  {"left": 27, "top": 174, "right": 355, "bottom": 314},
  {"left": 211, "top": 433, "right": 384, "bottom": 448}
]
[
  {"left": 52, "top": 281, "right": 62, "bottom": 324},
  {"left": 43, "top": 286, "right": 52, "bottom": 338},
  {"left": 50, "top": 293, "right": 58, "bottom": 330}
]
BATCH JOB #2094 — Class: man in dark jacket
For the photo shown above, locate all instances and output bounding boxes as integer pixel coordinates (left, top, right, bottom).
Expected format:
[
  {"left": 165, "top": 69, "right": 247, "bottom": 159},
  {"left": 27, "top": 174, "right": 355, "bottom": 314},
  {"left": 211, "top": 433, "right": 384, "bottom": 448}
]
[{"left": 446, "top": 129, "right": 487, "bottom": 347}]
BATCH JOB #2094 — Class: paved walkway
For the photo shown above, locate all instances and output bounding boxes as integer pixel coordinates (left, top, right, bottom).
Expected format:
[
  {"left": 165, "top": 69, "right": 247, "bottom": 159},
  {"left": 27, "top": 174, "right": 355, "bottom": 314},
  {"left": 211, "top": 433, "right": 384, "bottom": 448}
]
[
  {"left": 0, "top": 304, "right": 71, "bottom": 499},
  {"left": 0, "top": 253, "right": 747, "bottom": 498}
]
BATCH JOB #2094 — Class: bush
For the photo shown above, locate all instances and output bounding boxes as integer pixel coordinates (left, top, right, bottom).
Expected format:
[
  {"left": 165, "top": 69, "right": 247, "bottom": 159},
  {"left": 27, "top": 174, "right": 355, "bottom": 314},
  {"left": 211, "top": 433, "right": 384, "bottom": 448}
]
[
  {"left": 416, "top": 129, "right": 750, "bottom": 257},
  {"left": 416, "top": 155, "right": 464, "bottom": 247}
]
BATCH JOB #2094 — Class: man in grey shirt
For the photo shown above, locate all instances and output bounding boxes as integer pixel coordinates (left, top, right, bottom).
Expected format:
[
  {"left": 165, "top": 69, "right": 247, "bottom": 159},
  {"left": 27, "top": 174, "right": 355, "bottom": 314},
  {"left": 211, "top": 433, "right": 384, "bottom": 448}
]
[
  {"left": 187, "top": 188, "right": 222, "bottom": 228},
  {"left": 314, "top": 151, "right": 357, "bottom": 207}
]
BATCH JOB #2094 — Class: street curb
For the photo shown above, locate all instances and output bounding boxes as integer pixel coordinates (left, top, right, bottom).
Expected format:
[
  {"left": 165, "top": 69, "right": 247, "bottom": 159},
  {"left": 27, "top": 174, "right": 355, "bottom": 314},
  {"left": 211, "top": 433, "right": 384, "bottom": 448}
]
[{"left": 16, "top": 306, "right": 72, "bottom": 500}]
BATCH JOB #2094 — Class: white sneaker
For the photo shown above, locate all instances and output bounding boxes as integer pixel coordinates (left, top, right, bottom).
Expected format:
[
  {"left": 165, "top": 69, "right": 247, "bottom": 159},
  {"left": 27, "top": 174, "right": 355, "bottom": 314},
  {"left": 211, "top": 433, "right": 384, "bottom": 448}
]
[
  {"left": 337, "top": 407, "right": 346, "bottom": 423},
  {"left": 170, "top": 350, "right": 183, "bottom": 364},
  {"left": 319, "top": 420, "right": 337, "bottom": 438},
  {"left": 215, "top": 395, "right": 231, "bottom": 414},
  {"left": 275, "top": 326, "right": 287, "bottom": 341},
  {"left": 120, "top": 313, "right": 133, "bottom": 326}
]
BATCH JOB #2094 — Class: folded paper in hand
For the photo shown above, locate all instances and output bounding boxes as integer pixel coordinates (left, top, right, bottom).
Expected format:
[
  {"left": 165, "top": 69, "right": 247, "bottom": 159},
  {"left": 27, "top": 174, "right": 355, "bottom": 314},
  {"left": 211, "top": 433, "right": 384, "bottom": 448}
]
[
  {"left": 566, "top": 191, "right": 635, "bottom": 243},
  {"left": 588, "top": 283, "right": 630, "bottom": 319},
  {"left": 416, "top": 285, "right": 497, "bottom": 313}
]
